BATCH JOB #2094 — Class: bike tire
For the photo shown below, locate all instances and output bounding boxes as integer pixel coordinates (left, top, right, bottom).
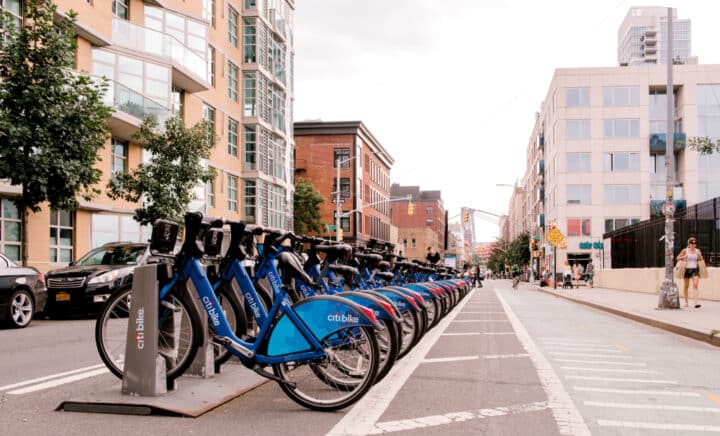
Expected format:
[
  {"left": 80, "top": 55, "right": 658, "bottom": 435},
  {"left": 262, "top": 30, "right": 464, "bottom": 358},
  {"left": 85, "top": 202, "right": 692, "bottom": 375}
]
[
  {"left": 272, "top": 325, "right": 379, "bottom": 411},
  {"left": 95, "top": 284, "right": 203, "bottom": 382},
  {"left": 395, "top": 307, "right": 421, "bottom": 359},
  {"left": 213, "top": 284, "right": 247, "bottom": 367}
]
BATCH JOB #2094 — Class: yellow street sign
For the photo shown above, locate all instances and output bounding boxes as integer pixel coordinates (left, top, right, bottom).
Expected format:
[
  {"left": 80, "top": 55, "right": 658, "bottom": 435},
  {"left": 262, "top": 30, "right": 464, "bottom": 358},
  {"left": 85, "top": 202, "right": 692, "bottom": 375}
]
[{"left": 546, "top": 228, "right": 566, "bottom": 247}]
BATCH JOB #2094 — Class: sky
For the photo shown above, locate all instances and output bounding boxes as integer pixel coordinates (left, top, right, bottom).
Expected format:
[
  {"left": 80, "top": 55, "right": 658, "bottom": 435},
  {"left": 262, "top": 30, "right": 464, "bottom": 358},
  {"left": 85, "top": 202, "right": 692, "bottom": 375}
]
[{"left": 293, "top": 0, "right": 720, "bottom": 242}]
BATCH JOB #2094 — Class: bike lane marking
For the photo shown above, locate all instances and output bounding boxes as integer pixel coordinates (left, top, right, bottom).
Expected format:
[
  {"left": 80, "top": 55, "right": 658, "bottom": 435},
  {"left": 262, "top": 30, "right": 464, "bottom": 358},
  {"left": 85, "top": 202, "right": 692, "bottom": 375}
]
[
  {"left": 598, "top": 420, "right": 720, "bottom": 432},
  {"left": 496, "top": 290, "right": 591, "bottom": 436},
  {"left": 7, "top": 368, "right": 109, "bottom": 395},
  {"left": 326, "top": 289, "right": 477, "bottom": 436},
  {"left": 0, "top": 364, "right": 107, "bottom": 393}
]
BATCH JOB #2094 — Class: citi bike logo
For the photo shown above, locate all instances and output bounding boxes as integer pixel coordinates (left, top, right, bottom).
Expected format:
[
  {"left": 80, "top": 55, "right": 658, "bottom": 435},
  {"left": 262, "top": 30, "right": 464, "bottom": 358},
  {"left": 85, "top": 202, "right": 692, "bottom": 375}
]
[
  {"left": 327, "top": 312, "right": 360, "bottom": 324},
  {"left": 297, "top": 282, "right": 312, "bottom": 299},
  {"left": 202, "top": 296, "right": 221, "bottom": 327},
  {"left": 244, "top": 292, "right": 261, "bottom": 319},
  {"left": 268, "top": 271, "right": 282, "bottom": 293},
  {"left": 134, "top": 307, "right": 145, "bottom": 350}
]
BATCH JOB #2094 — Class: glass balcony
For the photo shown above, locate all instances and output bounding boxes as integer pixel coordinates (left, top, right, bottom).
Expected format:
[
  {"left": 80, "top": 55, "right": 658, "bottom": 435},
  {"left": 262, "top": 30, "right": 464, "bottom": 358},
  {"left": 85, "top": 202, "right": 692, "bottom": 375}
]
[
  {"left": 101, "top": 78, "right": 171, "bottom": 140},
  {"left": 649, "top": 132, "right": 686, "bottom": 153},
  {"left": 650, "top": 199, "right": 687, "bottom": 217},
  {"left": 111, "top": 18, "right": 209, "bottom": 92},
  {"left": 537, "top": 159, "right": 544, "bottom": 175}
]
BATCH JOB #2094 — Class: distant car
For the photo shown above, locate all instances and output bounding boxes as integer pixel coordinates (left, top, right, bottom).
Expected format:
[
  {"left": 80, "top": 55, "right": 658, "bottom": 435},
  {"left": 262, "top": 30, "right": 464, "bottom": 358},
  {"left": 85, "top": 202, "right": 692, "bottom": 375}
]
[
  {"left": 44, "top": 242, "right": 150, "bottom": 318},
  {"left": 0, "top": 252, "right": 47, "bottom": 328}
]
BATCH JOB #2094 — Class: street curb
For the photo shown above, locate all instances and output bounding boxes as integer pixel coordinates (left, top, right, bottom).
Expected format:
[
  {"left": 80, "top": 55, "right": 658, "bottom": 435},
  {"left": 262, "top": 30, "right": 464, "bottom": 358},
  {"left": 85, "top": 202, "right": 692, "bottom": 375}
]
[{"left": 533, "top": 286, "right": 720, "bottom": 348}]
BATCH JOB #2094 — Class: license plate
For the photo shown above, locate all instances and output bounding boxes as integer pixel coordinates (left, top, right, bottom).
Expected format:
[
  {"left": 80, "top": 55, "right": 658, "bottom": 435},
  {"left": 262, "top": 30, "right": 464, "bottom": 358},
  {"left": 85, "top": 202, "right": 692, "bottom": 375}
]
[{"left": 55, "top": 292, "right": 71, "bottom": 302}]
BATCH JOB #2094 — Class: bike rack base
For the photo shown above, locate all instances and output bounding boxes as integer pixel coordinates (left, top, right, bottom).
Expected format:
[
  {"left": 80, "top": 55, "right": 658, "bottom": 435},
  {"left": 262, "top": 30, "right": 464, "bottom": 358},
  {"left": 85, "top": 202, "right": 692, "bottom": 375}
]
[{"left": 56, "top": 363, "right": 267, "bottom": 417}]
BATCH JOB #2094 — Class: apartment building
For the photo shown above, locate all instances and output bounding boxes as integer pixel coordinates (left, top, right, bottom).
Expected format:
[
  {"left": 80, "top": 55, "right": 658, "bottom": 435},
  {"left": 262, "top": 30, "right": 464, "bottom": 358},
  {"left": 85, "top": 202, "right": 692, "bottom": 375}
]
[
  {"left": 390, "top": 184, "right": 446, "bottom": 261},
  {"left": 294, "top": 121, "right": 394, "bottom": 245},
  {"left": 0, "top": 0, "right": 294, "bottom": 271},
  {"left": 618, "top": 6, "right": 694, "bottom": 66},
  {"left": 513, "top": 63, "right": 720, "bottom": 272}
]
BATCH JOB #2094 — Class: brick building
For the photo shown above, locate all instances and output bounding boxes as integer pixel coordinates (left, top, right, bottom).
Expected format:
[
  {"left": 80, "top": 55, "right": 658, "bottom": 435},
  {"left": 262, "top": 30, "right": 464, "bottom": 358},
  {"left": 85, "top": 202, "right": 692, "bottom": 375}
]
[
  {"left": 390, "top": 184, "right": 446, "bottom": 262},
  {"left": 294, "top": 121, "right": 394, "bottom": 244}
]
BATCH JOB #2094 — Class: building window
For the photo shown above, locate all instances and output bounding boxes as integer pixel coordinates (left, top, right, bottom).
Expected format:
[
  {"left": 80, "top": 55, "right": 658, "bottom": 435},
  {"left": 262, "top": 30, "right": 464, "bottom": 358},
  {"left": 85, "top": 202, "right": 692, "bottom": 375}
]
[
  {"left": 243, "top": 72, "right": 256, "bottom": 116},
  {"left": 244, "top": 125, "right": 256, "bottom": 170},
  {"left": 243, "top": 18, "right": 256, "bottom": 63},
  {"left": 203, "top": 104, "right": 215, "bottom": 144},
  {"left": 567, "top": 218, "right": 591, "bottom": 237},
  {"left": 203, "top": 0, "right": 215, "bottom": 27},
  {"left": 111, "top": 139, "right": 127, "bottom": 174},
  {"left": 91, "top": 214, "right": 150, "bottom": 247},
  {"left": 426, "top": 219, "right": 433, "bottom": 226},
  {"left": 333, "top": 178, "right": 351, "bottom": 198},
  {"left": 208, "top": 45, "right": 215, "bottom": 86},
  {"left": 244, "top": 0, "right": 256, "bottom": 9},
  {"left": 228, "top": 175, "right": 238, "bottom": 212},
  {"left": 228, "top": 61, "right": 238, "bottom": 102},
  {"left": 228, "top": 118, "right": 238, "bottom": 157},
  {"left": 566, "top": 119, "right": 590, "bottom": 140},
  {"left": 603, "top": 86, "right": 639, "bottom": 106},
  {"left": 402, "top": 239, "right": 407, "bottom": 248},
  {"left": 207, "top": 172, "right": 215, "bottom": 208},
  {"left": 604, "top": 119, "right": 639, "bottom": 138},
  {"left": 567, "top": 184, "right": 591, "bottom": 205},
  {"left": 0, "top": 198, "right": 21, "bottom": 261},
  {"left": 112, "top": 0, "right": 128, "bottom": 20},
  {"left": 566, "top": 152, "right": 591, "bottom": 173},
  {"left": 0, "top": 0, "right": 22, "bottom": 42},
  {"left": 228, "top": 6, "right": 238, "bottom": 47},
  {"left": 566, "top": 87, "right": 590, "bottom": 107},
  {"left": 604, "top": 184, "right": 640, "bottom": 204},
  {"left": 604, "top": 152, "right": 639, "bottom": 172},
  {"left": 50, "top": 210, "right": 73, "bottom": 263},
  {"left": 604, "top": 218, "right": 640, "bottom": 233},
  {"left": 244, "top": 179, "right": 256, "bottom": 223},
  {"left": 171, "top": 88, "right": 184, "bottom": 119},
  {"left": 411, "top": 238, "right": 416, "bottom": 248},
  {"left": 426, "top": 207, "right": 433, "bottom": 214},
  {"left": 334, "top": 148, "right": 350, "bottom": 167}
]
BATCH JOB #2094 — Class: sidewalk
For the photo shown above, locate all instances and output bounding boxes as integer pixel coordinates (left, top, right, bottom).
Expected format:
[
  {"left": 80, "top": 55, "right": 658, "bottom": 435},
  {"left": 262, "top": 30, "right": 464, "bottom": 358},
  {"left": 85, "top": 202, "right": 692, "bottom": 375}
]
[{"left": 531, "top": 283, "right": 720, "bottom": 347}]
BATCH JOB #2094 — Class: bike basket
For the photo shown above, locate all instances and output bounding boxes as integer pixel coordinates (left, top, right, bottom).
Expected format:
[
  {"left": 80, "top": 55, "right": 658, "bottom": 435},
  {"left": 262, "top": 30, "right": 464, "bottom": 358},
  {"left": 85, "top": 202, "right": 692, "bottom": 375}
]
[
  {"left": 150, "top": 219, "right": 179, "bottom": 253},
  {"left": 204, "top": 228, "right": 224, "bottom": 256}
]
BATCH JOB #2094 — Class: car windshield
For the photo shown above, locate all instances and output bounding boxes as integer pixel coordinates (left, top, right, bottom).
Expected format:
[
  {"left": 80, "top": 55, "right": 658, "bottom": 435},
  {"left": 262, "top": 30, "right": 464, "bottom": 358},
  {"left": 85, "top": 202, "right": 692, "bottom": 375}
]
[{"left": 75, "top": 245, "right": 146, "bottom": 266}]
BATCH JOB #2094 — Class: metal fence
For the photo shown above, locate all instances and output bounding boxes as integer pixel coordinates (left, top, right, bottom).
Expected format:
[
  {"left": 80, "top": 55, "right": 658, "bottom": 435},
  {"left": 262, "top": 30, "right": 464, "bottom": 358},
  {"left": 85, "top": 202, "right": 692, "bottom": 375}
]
[{"left": 603, "top": 197, "right": 720, "bottom": 268}]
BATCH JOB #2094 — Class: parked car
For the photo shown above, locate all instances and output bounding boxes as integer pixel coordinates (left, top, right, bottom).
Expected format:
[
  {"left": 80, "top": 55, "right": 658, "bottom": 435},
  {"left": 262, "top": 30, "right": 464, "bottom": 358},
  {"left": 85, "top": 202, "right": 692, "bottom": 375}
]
[
  {"left": 0, "top": 251, "right": 47, "bottom": 328},
  {"left": 45, "top": 242, "right": 150, "bottom": 318}
]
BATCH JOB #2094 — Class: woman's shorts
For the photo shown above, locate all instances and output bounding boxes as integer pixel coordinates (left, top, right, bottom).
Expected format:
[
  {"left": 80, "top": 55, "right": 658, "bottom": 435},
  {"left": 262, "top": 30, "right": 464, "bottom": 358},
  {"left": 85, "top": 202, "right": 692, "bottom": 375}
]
[{"left": 684, "top": 268, "right": 699, "bottom": 278}]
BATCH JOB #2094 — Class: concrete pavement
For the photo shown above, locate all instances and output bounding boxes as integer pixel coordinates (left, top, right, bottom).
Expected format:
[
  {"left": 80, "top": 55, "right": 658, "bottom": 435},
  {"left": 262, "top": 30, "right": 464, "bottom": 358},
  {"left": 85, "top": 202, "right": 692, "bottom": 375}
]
[{"left": 528, "top": 282, "right": 720, "bottom": 347}]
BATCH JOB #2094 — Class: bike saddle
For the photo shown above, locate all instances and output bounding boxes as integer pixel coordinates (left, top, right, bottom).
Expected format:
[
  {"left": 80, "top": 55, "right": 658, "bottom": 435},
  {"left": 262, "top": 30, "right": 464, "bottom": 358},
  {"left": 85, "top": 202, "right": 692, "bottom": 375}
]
[
  {"left": 355, "top": 252, "right": 383, "bottom": 263},
  {"left": 374, "top": 271, "right": 394, "bottom": 282},
  {"left": 315, "top": 243, "right": 352, "bottom": 257},
  {"left": 328, "top": 264, "right": 359, "bottom": 277},
  {"left": 277, "top": 251, "right": 313, "bottom": 284},
  {"left": 377, "top": 260, "right": 391, "bottom": 270}
]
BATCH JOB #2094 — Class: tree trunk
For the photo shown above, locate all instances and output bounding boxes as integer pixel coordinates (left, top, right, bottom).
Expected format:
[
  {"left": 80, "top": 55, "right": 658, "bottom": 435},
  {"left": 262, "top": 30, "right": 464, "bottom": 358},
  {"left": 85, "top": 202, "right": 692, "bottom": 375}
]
[{"left": 20, "top": 184, "right": 28, "bottom": 267}]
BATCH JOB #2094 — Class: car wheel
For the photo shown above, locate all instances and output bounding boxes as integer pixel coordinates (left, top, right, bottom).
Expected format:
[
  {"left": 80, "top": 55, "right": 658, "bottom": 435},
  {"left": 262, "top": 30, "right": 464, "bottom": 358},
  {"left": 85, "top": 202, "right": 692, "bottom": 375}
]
[{"left": 8, "top": 289, "right": 34, "bottom": 328}]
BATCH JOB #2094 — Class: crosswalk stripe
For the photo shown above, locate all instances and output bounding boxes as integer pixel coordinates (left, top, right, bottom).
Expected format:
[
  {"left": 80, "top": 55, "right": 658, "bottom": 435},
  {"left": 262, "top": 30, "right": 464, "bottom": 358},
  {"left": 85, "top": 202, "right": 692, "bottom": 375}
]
[
  {"left": 566, "top": 375, "right": 677, "bottom": 384},
  {"left": 598, "top": 420, "right": 720, "bottom": 432},
  {"left": 549, "top": 352, "right": 632, "bottom": 359},
  {"left": 586, "top": 401, "right": 720, "bottom": 413},
  {"left": 555, "top": 359, "right": 646, "bottom": 366},
  {"left": 560, "top": 367, "right": 658, "bottom": 374},
  {"left": 574, "top": 387, "right": 700, "bottom": 397}
]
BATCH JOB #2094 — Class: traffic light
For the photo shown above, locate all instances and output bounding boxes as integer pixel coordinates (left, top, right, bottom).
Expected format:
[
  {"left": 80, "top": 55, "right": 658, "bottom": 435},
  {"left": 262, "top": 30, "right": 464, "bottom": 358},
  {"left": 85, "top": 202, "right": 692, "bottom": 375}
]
[
  {"left": 408, "top": 202, "right": 414, "bottom": 215},
  {"left": 530, "top": 238, "right": 538, "bottom": 250},
  {"left": 463, "top": 212, "right": 469, "bottom": 222}
]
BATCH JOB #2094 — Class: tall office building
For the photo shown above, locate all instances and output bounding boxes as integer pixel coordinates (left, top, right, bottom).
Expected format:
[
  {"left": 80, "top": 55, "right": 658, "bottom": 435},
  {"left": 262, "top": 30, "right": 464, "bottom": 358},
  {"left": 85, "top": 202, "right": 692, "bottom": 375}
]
[
  {"left": 617, "top": 6, "right": 694, "bottom": 66},
  {"left": 0, "top": 0, "right": 294, "bottom": 271}
]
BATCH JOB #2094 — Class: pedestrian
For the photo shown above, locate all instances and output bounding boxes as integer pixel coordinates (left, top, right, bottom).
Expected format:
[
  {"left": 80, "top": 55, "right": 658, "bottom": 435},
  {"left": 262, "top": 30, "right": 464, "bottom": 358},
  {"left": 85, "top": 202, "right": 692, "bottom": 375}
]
[
  {"left": 426, "top": 246, "right": 441, "bottom": 265},
  {"left": 585, "top": 260, "right": 595, "bottom": 288},
  {"left": 572, "top": 262, "right": 581, "bottom": 289},
  {"left": 676, "top": 236, "right": 706, "bottom": 308},
  {"left": 474, "top": 264, "right": 483, "bottom": 288}
]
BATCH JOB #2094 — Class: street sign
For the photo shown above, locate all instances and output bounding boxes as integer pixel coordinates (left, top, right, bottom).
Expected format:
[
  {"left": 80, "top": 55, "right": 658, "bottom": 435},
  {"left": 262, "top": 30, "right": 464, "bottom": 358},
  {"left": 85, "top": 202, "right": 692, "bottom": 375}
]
[
  {"left": 546, "top": 228, "right": 565, "bottom": 247},
  {"left": 326, "top": 224, "right": 336, "bottom": 230},
  {"left": 331, "top": 198, "right": 346, "bottom": 204},
  {"left": 533, "top": 234, "right": 541, "bottom": 240}
]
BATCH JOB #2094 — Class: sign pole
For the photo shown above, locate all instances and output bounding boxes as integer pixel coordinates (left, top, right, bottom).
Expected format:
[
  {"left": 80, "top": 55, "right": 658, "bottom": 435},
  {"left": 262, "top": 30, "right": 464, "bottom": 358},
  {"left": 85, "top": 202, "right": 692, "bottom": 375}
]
[{"left": 553, "top": 246, "right": 557, "bottom": 290}]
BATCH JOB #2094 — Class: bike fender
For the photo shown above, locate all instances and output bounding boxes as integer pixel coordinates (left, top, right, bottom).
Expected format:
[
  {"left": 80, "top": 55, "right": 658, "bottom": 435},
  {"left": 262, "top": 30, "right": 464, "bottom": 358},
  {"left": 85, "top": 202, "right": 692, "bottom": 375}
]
[
  {"left": 403, "top": 284, "right": 437, "bottom": 301},
  {"left": 266, "top": 295, "right": 380, "bottom": 357},
  {"left": 373, "top": 287, "right": 418, "bottom": 312},
  {"left": 338, "top": 291, "right": 402, "bottom": 323}
]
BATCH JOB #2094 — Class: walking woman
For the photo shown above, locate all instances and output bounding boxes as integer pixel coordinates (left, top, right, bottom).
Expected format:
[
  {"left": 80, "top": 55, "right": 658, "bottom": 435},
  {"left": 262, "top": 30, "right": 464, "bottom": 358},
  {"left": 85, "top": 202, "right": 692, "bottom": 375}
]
[{"left": 677, "top": 237, "right": 705, "bottom": 308}]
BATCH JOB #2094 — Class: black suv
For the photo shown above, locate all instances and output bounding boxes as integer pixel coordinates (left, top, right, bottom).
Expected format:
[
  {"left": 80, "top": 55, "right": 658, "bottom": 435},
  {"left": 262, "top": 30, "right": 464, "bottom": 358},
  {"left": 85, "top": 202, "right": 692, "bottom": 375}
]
[{"left": 45, "top": 242, "right": 150, "bottom": 317}]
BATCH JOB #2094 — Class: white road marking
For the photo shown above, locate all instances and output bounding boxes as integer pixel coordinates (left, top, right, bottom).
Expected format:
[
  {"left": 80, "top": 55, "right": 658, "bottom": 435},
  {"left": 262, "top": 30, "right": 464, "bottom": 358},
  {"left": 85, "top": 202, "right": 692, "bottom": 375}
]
[
  {"left": 496, "top": 291, "right": 591, "bottom": 436},
  {"left": 484, "top": 353, "right": 530, "bottom": 359},
  {"left": 0, "top": 364, "right": 107, "bottom": 392},
  {"left": 367, "top": 401, "right": 550, "bottom": 434},
  {"left": 541, "top": 337, "right": 607, "bottom": 343},
  {"left": 555, "top": 359, "right": 647, "bottom": 366},
  {"left": 586, "top": 401, "right": 720, "bottom": 413},
  {"left": 326, "top": 290, "right": 476, "bottom": 436},
  {"left": 549, "top": 352, "right": 632, "bottom": 359},
  {"left": 460, "top": 311, "right": 506, "bottom": 314},
  {"left": 423, "top": 356, "right": 478, "bottom": 364},
  {"left": 8, "top": 368, "right": 109, "bottom": 395},
  {"left": 442, "top": 332, "right": 516, "bottom": 336},
  {"left": 452, "top": 320, "right": 510, "bottom": 323},
  {"left": 545, "top": 346, "right": 622, "bottom": 353},
  {"left": 566, "top": 375, "right": 678, "bottom": 384},
  {"left": 542, "top": 341, "right": 616, "bottom": 348},
  {"left": 574, "top": 387, "right": 700, "bottom": 396},
  {"left": 560, "top": 367, "right": 658, "bottom": 374},
  {"left": 482, "top": 332, "right": 516, "bottom": 335},
  {"left": 598, "top": 420, "right": 720, "bottom": 432}
]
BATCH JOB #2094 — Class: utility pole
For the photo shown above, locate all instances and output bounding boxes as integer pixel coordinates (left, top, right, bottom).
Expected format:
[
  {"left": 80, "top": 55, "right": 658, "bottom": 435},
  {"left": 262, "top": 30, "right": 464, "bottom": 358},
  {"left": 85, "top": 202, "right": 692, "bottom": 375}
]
[
  {"left": 658, "top": 7, "right": 680, "bottom": 309},
  {"left": 335, "top": 157, "right": 343, "bottom": 241}
]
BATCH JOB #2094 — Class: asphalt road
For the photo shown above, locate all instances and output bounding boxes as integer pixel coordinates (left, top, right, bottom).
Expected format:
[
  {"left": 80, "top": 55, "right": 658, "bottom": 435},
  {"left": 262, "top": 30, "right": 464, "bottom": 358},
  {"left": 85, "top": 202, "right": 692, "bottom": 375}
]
[{"left": 2, "top": 281, "right": 720, "bottom": 435}]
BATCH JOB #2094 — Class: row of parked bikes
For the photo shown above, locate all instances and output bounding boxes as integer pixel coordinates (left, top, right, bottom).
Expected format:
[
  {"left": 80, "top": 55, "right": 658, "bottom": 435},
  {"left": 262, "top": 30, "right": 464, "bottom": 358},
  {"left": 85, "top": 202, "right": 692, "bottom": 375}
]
[{"left": 93, "top": 212, "right": 472, "bottom": 411}]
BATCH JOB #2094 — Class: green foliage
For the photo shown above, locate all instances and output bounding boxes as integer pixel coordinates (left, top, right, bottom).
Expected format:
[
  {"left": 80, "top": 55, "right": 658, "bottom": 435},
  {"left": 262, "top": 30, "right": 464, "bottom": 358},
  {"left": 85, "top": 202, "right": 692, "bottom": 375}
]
[
  {"left": 293, "top": 177, "right": 325, "bottom": 234},
  {"left": 0, "top": 0, "right": 111, "bottom": 212},
  {"left": 687, "top": 136, "right": 720, "bottom": 155},
  {"left": 487, "top": 239, "right": 509, "bottom": 273},
  {"left": 507, "top": 232, "right": 531, "bottom": 266},
  {"left": 107, "top": 116, "right": 216, "bottom": 225}
]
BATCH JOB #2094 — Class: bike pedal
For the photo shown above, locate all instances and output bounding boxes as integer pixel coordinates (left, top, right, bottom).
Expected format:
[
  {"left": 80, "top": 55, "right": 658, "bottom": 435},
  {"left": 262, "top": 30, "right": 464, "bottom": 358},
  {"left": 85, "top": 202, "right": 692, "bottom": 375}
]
[{"left": 252, "top": 365, "right": 297, "bottom": 389}]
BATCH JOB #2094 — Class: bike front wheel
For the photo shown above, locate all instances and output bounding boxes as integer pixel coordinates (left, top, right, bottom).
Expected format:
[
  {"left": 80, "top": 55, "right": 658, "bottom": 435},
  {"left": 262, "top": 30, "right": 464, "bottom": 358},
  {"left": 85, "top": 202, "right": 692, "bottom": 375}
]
[
  {"left": 272, "top": 325, "right": 379, "bottom": 411},
  {"left": 95, "top": 285, "right": 202, "bottom": 382}
]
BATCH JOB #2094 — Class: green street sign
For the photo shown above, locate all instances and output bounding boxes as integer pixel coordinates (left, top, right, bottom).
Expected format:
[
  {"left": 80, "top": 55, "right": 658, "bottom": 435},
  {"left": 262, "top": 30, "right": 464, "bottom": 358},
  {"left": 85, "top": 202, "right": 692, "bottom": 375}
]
[{"left": 326, "top": 224, "right": 337, "bottom": 230}]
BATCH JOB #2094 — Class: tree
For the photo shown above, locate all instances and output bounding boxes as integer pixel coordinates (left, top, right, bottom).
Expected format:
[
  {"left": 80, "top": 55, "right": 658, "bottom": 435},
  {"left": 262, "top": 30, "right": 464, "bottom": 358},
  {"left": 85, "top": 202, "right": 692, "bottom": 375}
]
[
  {"left": 688, "top": 136, "right": 720, "bottom": 155},
  {"left": 487, "top": 239, "right": 509, "bottom": 273},
  {"left": 507, "top": 232, "right": 531, "bottom": 267},
  {"left": 0, "top": 0, "right": 111, "bottom": 265},
  {"left": 107, "top": 116, "right": 216, "bottom": 225},
  {"left": 293, "top": 177, "right": 325, "bottom": 234}
]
